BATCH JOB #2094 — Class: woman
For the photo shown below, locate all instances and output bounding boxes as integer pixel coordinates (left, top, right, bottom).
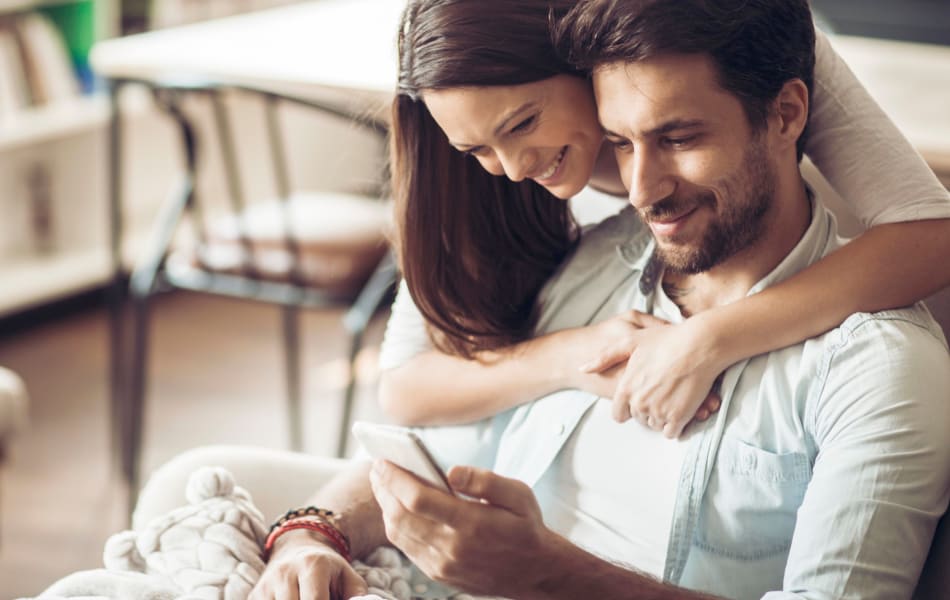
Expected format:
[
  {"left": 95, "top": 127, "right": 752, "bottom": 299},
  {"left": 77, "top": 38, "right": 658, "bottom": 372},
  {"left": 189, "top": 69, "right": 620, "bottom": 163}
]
[{"left": 379, "top": 0, "right": 950, "bottom": 436}]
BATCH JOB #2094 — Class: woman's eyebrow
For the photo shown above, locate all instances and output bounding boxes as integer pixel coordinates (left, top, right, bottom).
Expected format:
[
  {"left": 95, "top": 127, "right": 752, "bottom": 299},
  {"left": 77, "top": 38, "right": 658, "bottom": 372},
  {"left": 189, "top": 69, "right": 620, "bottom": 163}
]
[
  {"left": 450, "top": 101, "right": 540, "bottom": 149},
  {"left": 493, "top": 102, "right": 539, "bottom": 135}
]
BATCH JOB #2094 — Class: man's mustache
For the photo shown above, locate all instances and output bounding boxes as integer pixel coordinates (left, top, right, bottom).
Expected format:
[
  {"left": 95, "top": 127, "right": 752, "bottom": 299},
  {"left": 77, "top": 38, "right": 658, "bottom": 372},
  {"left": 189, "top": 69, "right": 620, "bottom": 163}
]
[{"left": 639, "top": 190, "right": 716, "bottom": 223}]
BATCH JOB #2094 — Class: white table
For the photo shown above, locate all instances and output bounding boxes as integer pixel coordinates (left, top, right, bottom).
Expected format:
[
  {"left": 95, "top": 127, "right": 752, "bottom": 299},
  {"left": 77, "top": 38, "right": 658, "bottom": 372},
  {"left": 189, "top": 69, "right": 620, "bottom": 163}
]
[{"left": 92, "top": 0, "right": 404, "bottom": 116}]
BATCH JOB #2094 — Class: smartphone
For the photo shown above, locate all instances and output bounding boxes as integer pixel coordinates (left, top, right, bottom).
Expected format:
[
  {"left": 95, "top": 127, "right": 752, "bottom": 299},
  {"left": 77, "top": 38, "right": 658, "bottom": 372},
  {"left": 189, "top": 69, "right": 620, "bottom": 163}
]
[{"left": 351, "top": 421, "right": 455, "bottom": 494}]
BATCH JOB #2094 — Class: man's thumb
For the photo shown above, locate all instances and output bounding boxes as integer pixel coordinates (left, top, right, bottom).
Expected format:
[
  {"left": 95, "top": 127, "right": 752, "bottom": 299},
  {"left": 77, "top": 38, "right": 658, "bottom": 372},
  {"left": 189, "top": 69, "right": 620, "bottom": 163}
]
[{"left": 447, "top": 466, "right": 539, "bottom": 516}]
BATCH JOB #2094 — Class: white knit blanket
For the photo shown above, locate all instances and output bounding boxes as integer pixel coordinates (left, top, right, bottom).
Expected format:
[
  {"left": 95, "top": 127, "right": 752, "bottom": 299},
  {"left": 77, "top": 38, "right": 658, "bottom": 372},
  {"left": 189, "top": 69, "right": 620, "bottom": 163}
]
[{"left": 23, "top": 467, "right": 501, "bottom": 600}]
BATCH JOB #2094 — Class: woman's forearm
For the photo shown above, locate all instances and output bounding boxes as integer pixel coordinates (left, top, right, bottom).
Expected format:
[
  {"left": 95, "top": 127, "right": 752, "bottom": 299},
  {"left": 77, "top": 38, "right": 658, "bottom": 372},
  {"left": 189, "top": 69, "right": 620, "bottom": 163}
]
[
  {"left": 378, "top": 331, "right": 579, "bottom": 426},
  {"left": 697, "top": 219, "right": 950, "bottom": 368}
]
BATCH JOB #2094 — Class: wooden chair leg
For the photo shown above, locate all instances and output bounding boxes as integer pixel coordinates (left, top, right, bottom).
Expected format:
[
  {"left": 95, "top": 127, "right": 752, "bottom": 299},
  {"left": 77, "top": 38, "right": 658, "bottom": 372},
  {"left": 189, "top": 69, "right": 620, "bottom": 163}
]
[
  {"left": 125, "top": 292, "right": 152, "bottom": 514},
  {"left": 337, "top": 251, "right": 398, "bottom": 457},
  {"left": 337, "top": 330, "right": 363, "bottom": 458},
  {"left": 282, "top": 305, "right": 303, "bottom": 452}
]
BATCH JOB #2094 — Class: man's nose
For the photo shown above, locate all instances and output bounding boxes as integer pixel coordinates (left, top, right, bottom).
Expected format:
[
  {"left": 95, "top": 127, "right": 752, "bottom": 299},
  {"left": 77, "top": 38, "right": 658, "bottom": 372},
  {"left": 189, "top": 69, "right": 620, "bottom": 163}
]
[{"left": 627, "top": 148, "right": 675, "bottom": 210}]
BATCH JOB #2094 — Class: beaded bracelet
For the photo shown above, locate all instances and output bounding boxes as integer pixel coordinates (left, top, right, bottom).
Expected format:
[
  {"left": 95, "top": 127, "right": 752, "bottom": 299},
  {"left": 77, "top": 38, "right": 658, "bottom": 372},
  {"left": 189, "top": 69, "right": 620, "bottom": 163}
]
[
  {"left": 263, "top": 516, "right": 352, "bottom": 562},
  {"left": 264, "top": 506, "right": 351, "bottom": 562},
  {"left": 268, "top": 506, "right": 341, "bottom": 535}
]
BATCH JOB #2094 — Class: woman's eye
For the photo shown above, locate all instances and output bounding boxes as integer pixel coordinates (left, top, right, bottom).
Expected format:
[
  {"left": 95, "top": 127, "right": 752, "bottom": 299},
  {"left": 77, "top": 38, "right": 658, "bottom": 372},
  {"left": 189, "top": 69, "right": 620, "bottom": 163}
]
[
  {"left": 462, "top": 146, "right": 487, "bottom": 157},
  {"left": 511, "top": 115, "right": 537, "bottom": 133}
]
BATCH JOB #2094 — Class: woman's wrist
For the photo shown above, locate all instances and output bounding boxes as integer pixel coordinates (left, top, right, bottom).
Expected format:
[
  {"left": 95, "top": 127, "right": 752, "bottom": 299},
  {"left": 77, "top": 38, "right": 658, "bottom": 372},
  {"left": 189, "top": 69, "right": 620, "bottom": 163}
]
[
  {"left": 544, "top": 327, "right": 592, "bottom": 390},
  {"left": 689, "top": 305, "right": 751, "bottom": 372}
]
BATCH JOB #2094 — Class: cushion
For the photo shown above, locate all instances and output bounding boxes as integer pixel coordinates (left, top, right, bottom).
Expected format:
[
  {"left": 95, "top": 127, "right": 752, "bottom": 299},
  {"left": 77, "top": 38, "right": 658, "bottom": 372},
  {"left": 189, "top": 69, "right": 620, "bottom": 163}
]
[{"left": 183, "top": 191, "right": 391, "bottom": 297}]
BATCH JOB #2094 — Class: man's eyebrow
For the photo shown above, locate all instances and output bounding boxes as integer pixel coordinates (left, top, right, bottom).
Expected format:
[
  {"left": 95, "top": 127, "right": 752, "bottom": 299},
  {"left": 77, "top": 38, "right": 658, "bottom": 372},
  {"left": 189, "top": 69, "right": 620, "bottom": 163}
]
[
  {"left": 450, "top": 102, "right": 539, "bottom": 149},
  {"left": 647, "top": 119, "right": 706, "bottom": 137},
  {"left": 602, "top": 119, "right": 706, "bottom": 139}
]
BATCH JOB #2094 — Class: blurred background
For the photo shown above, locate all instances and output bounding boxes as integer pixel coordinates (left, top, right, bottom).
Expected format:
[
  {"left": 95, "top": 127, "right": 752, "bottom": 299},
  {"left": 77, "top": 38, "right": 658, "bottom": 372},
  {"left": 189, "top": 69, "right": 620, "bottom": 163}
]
[{"left": 0, "top": 0, "right": 947, "bottom": 597}]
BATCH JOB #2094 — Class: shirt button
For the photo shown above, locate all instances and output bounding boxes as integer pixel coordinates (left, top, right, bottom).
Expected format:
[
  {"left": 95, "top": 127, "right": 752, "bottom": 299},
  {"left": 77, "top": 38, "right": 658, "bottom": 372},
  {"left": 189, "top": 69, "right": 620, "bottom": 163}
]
[
  {"left": 414, "top": 583, "right": 428, "bottom": 593},
  {"left": 555, "top": 424, "right": 565, "bottom": 436}
]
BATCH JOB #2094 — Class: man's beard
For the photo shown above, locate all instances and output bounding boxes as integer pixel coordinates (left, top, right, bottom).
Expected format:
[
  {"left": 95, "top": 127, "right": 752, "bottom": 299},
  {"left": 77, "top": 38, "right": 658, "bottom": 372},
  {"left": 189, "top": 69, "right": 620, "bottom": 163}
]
[{"left": 640, "top": 138, "right": 776, "bottom": 275}]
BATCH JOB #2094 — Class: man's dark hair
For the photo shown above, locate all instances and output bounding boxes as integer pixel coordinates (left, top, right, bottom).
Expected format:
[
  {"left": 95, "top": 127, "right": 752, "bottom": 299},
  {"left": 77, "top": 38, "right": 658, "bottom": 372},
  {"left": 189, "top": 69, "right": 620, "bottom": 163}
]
[{"left": 554, "top": 0, "right": 816, "bottom": 159}]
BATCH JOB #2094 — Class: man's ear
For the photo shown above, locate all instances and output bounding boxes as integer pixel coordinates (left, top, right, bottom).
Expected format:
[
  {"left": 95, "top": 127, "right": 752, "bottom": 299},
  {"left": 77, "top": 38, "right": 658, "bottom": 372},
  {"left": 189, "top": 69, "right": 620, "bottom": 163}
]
[{"left": 771, "top": 79, "right": 809, "bottom": 151}]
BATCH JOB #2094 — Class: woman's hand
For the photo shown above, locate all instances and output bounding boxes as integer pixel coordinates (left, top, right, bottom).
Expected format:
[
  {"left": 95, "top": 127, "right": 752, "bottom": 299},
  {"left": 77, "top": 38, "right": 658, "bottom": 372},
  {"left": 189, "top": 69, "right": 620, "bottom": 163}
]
[
  {"left": 561, "top": 310, "right": 668, "bottom": 398},
  {"left": 582, "top": 315, "right": 726, "bottom": 438}
]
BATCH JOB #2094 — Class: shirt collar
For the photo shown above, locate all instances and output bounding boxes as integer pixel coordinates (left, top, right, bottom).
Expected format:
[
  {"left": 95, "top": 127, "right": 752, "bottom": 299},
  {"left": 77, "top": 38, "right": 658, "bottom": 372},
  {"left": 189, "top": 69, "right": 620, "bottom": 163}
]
[
  {"left": 616, "top": 185, "right": 839, "bottom": 299},
  {"left": 747, "top": 185, "right": 838, "bottom": 296}
]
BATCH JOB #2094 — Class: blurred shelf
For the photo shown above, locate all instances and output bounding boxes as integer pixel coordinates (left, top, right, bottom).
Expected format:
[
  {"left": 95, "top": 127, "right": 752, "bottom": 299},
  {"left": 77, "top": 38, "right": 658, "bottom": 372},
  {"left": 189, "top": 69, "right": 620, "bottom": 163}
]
[
  {"left": 0, "top": 248, "right": 111, "bottom": 317},
  {"left": 0, "top": 232, "right": 147, "bottom": 317},
  {"left": 0, "top": 96, "right": 109, "bottom": 152}
]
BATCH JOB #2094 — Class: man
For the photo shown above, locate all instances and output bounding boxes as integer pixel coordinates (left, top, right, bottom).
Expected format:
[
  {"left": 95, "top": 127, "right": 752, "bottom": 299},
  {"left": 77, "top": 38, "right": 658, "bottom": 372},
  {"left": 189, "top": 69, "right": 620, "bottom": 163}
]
[{"left": 252, "top": 0, "right": 950, "bottom": 598}]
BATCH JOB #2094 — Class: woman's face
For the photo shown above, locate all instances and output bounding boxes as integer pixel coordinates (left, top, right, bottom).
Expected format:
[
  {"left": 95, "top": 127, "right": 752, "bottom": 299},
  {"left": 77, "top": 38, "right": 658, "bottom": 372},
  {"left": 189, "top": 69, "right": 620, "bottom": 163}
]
[{"left": 423, "top": 75, "right": 603, "bottom": 199}]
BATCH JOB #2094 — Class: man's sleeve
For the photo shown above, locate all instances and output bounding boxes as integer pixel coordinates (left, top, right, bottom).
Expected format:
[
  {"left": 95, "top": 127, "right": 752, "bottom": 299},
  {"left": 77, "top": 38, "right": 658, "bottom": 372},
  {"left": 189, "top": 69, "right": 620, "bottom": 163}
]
[{"left": 771, "top": 311, "right": 950, "bottom": 599}]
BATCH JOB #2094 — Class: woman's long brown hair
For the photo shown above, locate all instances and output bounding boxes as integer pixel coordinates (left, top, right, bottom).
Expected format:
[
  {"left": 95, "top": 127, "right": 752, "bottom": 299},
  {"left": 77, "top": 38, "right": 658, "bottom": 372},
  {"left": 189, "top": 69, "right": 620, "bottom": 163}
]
[{"left": 392, "top": 0, "right": 581, "bottom": 359}]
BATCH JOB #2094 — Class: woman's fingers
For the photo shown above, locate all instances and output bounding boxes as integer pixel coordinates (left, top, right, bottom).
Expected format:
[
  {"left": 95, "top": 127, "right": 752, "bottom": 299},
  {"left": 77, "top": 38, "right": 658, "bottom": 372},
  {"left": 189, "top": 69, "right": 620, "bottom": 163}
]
[
  {"left": 702, "top": 392, "right": 722, "bottom": 414},
  {"left": 611, "top": 392, "right": 633, "bottom": 422},
  {"left": 579, "top": 345, "right": 630, "bottom": 373},
  {"left": 619, "top": 309, "right": 669, "bottom": 328},
  {"left": 578, "top": 311, "right": 669, "bottom": 373}
]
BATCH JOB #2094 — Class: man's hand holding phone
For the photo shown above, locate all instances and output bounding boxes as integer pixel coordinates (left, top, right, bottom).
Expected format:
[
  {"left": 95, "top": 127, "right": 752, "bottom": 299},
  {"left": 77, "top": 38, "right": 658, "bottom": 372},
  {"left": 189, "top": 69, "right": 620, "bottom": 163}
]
[
  {"left": 353, "top": 422, "right": 558, "bottom": 596},
  {"left": 368, "top": 458, "right": 558, "bottom": 598}
]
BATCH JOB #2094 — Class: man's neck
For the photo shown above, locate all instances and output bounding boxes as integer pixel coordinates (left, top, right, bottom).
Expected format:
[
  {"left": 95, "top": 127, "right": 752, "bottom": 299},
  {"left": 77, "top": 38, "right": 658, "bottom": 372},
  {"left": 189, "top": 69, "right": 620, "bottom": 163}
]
[{"left": 662, "top": 176, "right": 812, "bottom": 317}]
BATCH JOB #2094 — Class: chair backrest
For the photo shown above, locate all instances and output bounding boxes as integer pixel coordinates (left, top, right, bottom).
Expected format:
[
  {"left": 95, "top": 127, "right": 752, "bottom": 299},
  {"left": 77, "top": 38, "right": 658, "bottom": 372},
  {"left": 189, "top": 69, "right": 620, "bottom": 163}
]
[{"left": 136, "top": 81, "right": 391, "bottom": 304}]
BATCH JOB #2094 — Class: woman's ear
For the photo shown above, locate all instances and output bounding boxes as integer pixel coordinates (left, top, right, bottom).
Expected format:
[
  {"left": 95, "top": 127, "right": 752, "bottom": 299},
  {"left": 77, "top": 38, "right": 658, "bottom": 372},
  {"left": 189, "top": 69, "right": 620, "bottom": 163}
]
[{"left": 771, "top": 79, "right": 809, "bottom": 151}]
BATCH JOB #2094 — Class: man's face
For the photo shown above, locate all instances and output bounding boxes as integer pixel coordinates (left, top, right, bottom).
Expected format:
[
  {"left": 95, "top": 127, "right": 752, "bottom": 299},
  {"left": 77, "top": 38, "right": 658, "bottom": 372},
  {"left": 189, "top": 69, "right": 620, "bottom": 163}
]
[{"left": 593, "top": 53, "right": 777, "bottom": 274}]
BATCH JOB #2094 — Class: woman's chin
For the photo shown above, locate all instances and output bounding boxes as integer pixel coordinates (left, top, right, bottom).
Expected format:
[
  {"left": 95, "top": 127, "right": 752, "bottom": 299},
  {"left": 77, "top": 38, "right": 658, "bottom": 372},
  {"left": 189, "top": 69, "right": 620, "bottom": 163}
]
[{"left": 542, "top": 178, "right": 586, "bottom": 200}]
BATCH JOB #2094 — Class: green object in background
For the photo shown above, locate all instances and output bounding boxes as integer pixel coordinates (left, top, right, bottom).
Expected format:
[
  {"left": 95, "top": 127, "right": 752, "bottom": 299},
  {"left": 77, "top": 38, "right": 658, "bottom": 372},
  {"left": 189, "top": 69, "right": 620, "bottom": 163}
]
[{"left": 38, "top": 0, "right": 98, "bottom": 93}]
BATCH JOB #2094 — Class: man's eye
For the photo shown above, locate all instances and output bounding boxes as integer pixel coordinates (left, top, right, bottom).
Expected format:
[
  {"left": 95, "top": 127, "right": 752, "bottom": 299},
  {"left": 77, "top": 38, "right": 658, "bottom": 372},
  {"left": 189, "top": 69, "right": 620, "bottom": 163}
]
[
  {"left": 511, "top": 115, "right": 537, "bottom": 133},
  {"left": 462, "top": 146, "right": 487, "bottom": 157},
  {"left": 665, "top": 135, "right": 698, "bottom": 148},
  {"left": 609, "top": 138, "right": 632, "bottom": 152}
]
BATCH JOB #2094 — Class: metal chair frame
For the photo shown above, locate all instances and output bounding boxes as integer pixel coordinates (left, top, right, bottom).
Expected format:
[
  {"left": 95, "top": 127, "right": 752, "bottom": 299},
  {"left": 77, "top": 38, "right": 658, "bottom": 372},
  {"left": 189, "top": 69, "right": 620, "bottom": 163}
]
[{"left": 111, "top": 78, "right": 395, "bottom": 507}]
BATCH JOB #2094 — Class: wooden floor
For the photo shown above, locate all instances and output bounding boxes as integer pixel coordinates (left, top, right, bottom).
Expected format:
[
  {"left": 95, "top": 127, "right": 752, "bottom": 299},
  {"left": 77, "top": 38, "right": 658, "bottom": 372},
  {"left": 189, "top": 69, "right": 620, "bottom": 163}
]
[{"left": 0, "top": 292, "right": 388, "bottom": 598}]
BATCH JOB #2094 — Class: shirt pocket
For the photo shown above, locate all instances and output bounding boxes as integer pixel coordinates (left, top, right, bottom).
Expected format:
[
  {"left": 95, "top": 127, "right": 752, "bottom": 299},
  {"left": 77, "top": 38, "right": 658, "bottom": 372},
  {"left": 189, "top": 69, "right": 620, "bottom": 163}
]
[{"left": 695, "top": 437, "right": 812, "bottom": 560}]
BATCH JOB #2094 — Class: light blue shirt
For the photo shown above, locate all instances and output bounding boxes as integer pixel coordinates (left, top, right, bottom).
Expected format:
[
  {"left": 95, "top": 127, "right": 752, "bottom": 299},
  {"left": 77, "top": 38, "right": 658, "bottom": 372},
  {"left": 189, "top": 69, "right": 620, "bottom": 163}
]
[{"left": 381, "top": 198, "right": 950, "bottom": 599}]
